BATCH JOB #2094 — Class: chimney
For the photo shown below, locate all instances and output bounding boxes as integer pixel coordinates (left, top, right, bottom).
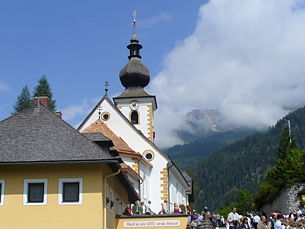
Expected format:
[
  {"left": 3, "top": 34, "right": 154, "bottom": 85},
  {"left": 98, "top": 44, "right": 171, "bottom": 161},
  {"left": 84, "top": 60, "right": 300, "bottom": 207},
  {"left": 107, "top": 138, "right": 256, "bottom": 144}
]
[
  {"left": 55, "top": 112, "right": 62, "bottom": 119},
  {"left": 34, "top": 96, "right": 50, "bottom": 108}
]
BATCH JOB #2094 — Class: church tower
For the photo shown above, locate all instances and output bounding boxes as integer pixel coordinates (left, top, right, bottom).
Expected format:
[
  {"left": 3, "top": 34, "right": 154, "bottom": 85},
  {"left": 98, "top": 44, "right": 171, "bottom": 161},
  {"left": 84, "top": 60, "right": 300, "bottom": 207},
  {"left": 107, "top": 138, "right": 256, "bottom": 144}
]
[{"left": 113, "top": 13, "right": 157, "bottom": 142}]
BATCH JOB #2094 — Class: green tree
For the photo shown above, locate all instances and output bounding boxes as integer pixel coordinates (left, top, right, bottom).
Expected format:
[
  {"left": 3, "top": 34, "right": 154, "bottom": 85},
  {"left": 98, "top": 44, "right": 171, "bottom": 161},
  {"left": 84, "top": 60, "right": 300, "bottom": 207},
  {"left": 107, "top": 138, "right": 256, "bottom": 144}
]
[
  {"left": 278, "top": 124, "right": 297, "bottom": 160},
  {"left": 254, "top": 148, "right": 305, "bottom": 209},
  {"left": 235, "top": 189, "right": 254, "bottom": 215},
  {"left": 33, "top": 76, "right": 56, "bottom": 111},
  {"left": 13, "top": 86, "right": 32, "bottom": 113}
]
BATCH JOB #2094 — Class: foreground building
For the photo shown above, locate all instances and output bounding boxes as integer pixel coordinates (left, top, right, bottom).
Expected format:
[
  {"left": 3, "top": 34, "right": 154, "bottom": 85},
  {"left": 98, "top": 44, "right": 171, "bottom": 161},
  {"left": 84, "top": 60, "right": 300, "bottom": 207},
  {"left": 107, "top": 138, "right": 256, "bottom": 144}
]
[
  {"left": 78, "top": 19, "right": 192, "bottom": 213},
  {"left": 0, "top": 99, "right": 138, "bottom": 229}
]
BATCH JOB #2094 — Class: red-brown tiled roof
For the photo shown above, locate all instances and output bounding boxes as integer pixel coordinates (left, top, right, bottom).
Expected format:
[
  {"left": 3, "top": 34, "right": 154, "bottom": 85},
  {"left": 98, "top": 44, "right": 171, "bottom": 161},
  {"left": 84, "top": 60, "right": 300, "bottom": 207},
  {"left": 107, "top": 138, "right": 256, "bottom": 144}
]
[{"left": 81, "top": 119, "right": 140, "bottom": 157}]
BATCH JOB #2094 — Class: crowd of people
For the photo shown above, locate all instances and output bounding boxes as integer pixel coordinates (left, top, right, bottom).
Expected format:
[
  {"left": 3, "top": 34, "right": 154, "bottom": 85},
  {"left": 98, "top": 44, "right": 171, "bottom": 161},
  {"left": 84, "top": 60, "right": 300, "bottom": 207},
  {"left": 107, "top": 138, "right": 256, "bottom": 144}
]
[
  {"left": 122, "top": 200, "right": 188, "bottom": 216},
  {"left": 123, "top": 202, "right": 305, "bottom": 229},
  {"left": 224, "top": 208, "right": 305, "bottom": 229},
  {"left": 187, "top": 207, "right": 305, "bottom": 229}
]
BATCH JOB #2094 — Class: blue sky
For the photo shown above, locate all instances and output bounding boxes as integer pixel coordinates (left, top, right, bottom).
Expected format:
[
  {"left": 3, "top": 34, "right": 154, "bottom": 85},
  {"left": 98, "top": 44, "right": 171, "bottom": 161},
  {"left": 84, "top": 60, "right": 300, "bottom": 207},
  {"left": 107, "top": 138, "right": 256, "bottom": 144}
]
[
  {"left": 2, "top": 0, "right": 305, "bottom": 148},
  {"left": 0, "top": 0, "right": 204, "bottom": 121}
]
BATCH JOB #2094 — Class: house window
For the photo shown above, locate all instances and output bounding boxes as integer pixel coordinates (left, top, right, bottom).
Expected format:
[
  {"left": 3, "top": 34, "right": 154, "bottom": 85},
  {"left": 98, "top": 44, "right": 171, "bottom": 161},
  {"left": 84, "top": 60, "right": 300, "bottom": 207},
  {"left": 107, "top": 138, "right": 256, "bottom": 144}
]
[
  {"left": 58, "top": 178, "right": 83, "bottom": 205},
  {"left": 0, "top": 180, "right": 5, "bottom": 206},
  {"left": 63, "top": 182, "right": 79, "bottom": 202},
  {"left": 101, "top": 112, "right": 110, "bottom": 121},
  {"left": 131, "top": 111, "right": 139, "bottom": 124},
  {"left": 143, "top": 150, "right": 154, "bottom": 161},
  {"left": 23, "top": 179, "right": 48, "bottom": 205}
]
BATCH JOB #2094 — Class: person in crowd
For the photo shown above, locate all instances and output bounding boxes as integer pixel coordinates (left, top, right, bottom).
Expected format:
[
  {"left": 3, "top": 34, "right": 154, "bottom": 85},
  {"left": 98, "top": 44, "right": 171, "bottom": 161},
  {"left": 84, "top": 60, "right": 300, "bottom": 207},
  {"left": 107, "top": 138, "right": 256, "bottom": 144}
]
[
  {"left": 173, "top": 203, "right": 180, "bottom": 213},
  {"left": 197, "top": 211, "right": 204, "bottom": 228},
  {"left": 158, "top": 200, "right": 168, "bottom": 214},
  {"left": 227, "top": 207, "right": 240, "bottom": 229},
  {"left": 220, "top": 215, "right": 225, "bottom": 227},
  {"left": 191, "top": 210, "right": 198, "bottom": 221},
  {"left": 257, "top": 216, "right": 267, "bottom": 229},
  {"left": 240, "top": 217, "right": 251, "bottom": 229},
  {"left": 274, "top": 214, "right": 283, "bottom": 229},
  {"left": 139, "top": 201, "right": 145, "bottom": 214},
  {"left": 267, "top": 213, "right": 277, "bottom": 229},
  {"left": 253, "top": 213, "right": 261, "bottom": 229},
  {"left": 123, "top": 203, "right": 132, "bottom": 216},
  {"left": 186, "top": 205, "right": 192, "bottom": 215},
  {"left": 132, "top": 201, "right": 140, "bottom": 214},
  {"left": 145, "top": 200, "right": 154, "bottom": 215}
]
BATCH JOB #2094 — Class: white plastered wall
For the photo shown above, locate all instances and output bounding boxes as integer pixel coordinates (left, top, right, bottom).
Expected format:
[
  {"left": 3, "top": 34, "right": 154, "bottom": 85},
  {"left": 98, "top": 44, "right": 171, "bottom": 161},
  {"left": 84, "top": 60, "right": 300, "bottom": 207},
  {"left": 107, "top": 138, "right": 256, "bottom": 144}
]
[{"left": 168, "top": 168, "right": 188, "bottom": 213}]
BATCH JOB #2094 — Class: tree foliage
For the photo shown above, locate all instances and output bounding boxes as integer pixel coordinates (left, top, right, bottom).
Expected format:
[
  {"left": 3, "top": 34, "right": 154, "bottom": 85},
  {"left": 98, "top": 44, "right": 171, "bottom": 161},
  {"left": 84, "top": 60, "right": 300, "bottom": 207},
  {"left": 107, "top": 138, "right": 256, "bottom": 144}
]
[
  {"left": 33, "top": 76, "right": 56, "bottom": 111},
  {"left": 13, "top": 86, "right": 32, "bottom": 113},
  {"left": 186, "top": 106, "right": 305, "bottom": 211},
  {"left": 254, "top": 148, "right": 305, "bottom": 209},
  {"left": 254, "top": 123, "right": 304, "bottom": 209},
  {"left": 278, "top": 124, "right": 297, "bottom": 159},
  {"left": 219, "top": 189, "right": 254, "bottom": 218}
]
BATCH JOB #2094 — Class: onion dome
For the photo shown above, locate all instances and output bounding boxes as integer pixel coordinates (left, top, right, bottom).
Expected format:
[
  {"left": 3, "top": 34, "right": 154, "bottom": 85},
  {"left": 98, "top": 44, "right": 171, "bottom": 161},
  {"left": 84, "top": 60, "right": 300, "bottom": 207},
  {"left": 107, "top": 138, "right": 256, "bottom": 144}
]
[{"left": 119, "top": 12, "right": 150, "bottom": 89}]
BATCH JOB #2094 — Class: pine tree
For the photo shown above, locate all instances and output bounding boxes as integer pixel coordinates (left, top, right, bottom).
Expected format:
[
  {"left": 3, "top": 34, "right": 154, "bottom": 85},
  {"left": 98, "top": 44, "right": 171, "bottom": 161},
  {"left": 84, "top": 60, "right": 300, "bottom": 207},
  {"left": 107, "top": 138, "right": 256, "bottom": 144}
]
[
  {"left": 33, "top": 76, "right": 56, "bottom": 111},
  {"left": 278, "top": 124, "right": 297, "bottom": 160},
  {"left": 13, "top": 86, "right": 32, "bottom": 113}
]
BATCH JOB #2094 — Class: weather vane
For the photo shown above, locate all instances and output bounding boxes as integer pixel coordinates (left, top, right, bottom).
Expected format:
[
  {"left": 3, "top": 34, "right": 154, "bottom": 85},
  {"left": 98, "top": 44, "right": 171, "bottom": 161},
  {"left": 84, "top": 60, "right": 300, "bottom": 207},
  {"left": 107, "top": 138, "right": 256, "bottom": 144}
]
[
  {"left": 132, "top": 10, "right": 137, "bottom": 24},
  {"left": 132, "top": 10, "right": 137, "bottom": 37},
  {"left": 104, "top": 81, "right": 109, "bottom": 96}
]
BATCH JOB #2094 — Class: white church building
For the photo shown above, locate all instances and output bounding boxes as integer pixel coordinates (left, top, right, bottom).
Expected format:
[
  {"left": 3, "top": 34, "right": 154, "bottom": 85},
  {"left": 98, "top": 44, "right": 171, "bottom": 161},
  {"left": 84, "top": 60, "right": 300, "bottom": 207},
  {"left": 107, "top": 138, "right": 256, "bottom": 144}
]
[{"left": 78, "top": 18, "right": 192, "bottom": 214}]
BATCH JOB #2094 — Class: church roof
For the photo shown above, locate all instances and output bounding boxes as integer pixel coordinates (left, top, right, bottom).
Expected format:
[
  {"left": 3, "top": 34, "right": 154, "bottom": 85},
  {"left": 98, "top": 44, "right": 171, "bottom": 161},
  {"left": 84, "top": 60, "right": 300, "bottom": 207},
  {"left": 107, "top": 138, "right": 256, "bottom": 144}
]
[
  {"left": 0, "top": 105, "right": 115, "bottom": 163},
  {"left": 82, "top": 132, "right": 112, "bottom": 143},
  {"left": 81, "top": 119, "right": 140, "bottom": 157},
  {"left": 120, "top": 162, "right": 142, "bottom": 181},
  {"left": 115, "top": 86, "right": 151, "bottom": 98}
]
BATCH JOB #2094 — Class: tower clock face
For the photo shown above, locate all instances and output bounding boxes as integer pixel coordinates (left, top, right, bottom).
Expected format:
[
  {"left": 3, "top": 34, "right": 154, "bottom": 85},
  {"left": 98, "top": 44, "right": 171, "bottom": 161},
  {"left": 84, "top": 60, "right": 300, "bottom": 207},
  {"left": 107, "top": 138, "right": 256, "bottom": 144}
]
[{"left": 129, "top": 100, "right": 139, "bottom": 110}]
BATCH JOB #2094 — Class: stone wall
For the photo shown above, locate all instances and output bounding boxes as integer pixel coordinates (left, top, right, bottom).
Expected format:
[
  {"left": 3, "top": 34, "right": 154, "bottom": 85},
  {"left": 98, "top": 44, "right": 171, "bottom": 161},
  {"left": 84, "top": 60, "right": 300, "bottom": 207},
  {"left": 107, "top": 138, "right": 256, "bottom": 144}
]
[{"left": 262, "top": 184, "right": 305, "bottom": 216}]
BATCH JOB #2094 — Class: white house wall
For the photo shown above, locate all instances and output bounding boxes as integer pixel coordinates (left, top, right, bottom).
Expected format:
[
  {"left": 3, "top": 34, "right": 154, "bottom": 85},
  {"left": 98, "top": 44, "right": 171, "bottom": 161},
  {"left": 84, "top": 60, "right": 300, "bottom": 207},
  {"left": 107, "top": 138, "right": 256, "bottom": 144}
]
[
  {"left": 139, "top": 160, "right": 151, "bottom": 203},
  {"left": 168, "top": 169, "right": 188, "bottom": 213}
]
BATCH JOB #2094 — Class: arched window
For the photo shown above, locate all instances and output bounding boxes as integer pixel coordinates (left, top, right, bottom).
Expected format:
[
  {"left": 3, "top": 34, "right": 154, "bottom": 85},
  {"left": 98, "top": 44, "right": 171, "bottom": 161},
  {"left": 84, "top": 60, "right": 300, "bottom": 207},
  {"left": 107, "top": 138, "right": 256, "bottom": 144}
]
[{"left": 131, "top": 111, "right": 139, "bottom": 124}]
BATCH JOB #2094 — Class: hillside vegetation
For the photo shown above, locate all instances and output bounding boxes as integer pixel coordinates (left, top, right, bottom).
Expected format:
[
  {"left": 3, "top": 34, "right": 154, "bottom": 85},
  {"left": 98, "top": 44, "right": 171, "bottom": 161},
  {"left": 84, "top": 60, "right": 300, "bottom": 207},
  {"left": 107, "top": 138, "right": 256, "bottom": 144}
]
[
  {"left": 188, "top": 106, "right": 305, "bottom": 211},
  {"left": 165, "top": 129, "right": 257, "bottom": 170}
]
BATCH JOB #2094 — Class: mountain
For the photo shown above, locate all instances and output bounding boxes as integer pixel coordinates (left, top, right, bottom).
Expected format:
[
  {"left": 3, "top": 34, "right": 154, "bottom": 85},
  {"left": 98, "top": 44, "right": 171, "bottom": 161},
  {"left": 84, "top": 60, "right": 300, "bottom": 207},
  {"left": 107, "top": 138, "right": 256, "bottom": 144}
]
[
  {"left": 165, "top": 109, "right": 259, "bottom": 169},
  {"left": 189, "top": 106, "right": 305, "bottom": 211},
  {"left": 176, "top": 109, "right": 237, "bottom": 143},
  {"left": 165, "top": 129, "right": 257, "bottom": 170}
]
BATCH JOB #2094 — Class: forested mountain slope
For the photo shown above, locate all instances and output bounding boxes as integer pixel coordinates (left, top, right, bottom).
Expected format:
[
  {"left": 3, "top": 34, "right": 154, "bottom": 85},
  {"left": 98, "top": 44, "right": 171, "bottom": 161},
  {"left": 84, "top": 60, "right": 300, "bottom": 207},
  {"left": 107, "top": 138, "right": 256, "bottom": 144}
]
[
  {"left": 165, "top": 129, "right": 257, "bottom": 170},
  {"left": 189, "top": 106, "right": 305, "bottom": 211}
]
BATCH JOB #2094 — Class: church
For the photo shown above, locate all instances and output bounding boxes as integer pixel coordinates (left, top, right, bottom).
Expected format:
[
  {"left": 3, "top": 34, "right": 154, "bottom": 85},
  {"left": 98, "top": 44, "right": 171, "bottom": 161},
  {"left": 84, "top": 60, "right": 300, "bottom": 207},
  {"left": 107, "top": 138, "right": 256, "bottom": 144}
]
[{"left": 78, "top": 17, "right": 192, "bottom": 213}]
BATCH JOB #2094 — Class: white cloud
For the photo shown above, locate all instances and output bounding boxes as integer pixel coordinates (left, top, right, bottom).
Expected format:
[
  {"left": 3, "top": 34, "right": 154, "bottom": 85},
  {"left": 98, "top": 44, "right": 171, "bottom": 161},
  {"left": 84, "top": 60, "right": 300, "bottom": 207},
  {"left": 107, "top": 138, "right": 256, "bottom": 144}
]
[
  {"left": 61, "top": 97, "right": 100, "bottom": 121},
  {"left": 150, "top": 0, "right": 305, "bottom": 148},
  {"left": 138, "top": 12, "right": 172, "bottom": 28},
  {"left": 0, "top": 81, "right": 10, "bottom": 93}
]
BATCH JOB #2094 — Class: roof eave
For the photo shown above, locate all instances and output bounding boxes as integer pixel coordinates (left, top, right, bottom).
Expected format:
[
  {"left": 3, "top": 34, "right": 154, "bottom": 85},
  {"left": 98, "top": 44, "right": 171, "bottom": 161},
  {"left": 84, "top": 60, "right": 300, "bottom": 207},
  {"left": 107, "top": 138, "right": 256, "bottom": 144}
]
[{"left": 0, "top": 159, "right": 121, "bottom": 165}]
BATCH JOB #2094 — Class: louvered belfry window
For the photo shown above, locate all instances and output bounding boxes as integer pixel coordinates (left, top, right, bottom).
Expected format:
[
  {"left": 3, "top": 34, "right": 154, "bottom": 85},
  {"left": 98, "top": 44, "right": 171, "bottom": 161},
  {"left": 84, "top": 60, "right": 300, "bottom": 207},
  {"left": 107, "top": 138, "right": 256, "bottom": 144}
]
[
  {"left": 131, "top": 111, "right": 139, "bottom": 124},
  {"left": 28, "top": 183, "right": 44, "bottom": 202},
  {"left": 63, "top": 182, "right": 79, "bottom": 202}
]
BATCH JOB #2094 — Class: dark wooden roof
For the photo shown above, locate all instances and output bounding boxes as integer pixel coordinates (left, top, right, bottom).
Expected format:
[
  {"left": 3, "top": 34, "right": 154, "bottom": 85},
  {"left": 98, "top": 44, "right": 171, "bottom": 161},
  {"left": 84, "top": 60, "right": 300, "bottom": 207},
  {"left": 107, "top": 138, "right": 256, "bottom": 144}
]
[{"left": 0, "top": 105, "right": 115, "bottom": 163}]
